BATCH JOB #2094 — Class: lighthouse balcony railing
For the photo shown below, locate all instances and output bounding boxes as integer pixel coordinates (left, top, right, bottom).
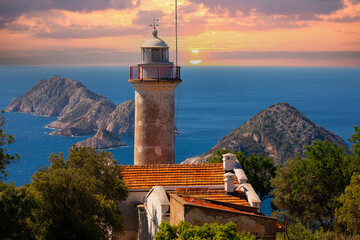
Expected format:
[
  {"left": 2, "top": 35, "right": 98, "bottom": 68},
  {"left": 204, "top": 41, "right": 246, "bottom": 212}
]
[{"left": 130, "top": 66, "right": 181, "bottom": 80}]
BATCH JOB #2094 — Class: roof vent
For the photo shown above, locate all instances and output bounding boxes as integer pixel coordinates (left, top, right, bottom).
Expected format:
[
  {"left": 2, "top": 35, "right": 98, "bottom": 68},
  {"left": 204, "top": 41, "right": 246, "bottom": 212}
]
[
  {"left": 222, "top": 153, "right": 237, "bottom": 172},
  {"left": 224, "top": 172, "right": 236, "bottom": 193}
]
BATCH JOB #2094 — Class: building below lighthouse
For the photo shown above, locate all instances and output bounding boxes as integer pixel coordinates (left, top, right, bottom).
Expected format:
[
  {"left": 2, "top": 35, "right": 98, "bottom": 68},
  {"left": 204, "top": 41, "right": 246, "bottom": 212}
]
[{"left": 129, "top": 27, "right": 181, "bottom": 165}]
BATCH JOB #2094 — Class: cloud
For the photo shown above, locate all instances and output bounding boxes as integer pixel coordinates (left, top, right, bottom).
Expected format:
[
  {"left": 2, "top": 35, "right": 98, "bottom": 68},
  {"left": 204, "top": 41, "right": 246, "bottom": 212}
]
[
  {"left": 190, "top": 0, "right": 344, "bottom": 17},
  {"left": 0, "top": 0, "right": 138, "bottom": 26},
  {"left": 33, "top": 26, "right": 145, "bottom": 39},
  {"left": 330, "top": 15, "right": 360, "bottom": 22},
  {"left": 206, "top": 51, "right": 360, "bottom": 60},
  {"left": 132, "top": 10, "right": 166, "bottom": 26},
  {"left": 326, "top": 0, "right": 360, "bottom": 23},
  {"left": 0, "top": 48, "right": 138, "bottom": 65}
]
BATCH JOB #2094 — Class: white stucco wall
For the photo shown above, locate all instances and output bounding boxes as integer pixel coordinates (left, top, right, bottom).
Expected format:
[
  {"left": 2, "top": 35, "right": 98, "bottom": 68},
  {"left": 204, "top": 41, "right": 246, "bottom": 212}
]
[
  {"left": 145, "top": 186, "right": 170, "bottom": 239},
  {"left": 119, "top": 191, "right": 148, "bottom": 240}
]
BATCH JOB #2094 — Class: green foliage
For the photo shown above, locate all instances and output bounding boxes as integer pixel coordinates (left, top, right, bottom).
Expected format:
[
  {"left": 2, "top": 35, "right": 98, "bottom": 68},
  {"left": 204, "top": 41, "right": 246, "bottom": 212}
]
[
  {"left": 238, "top": 154, "right": 276, "bottom": 200},
  {"left": 208, "top": 149, "right": 234, "bottom": 163},
  {"left": 286, "top": 222, "right": 314, "bottom": 240},
  {"left": 0, "top": 182, "right": 37, "bottom": 240},
  {"left": 154, "top": 221, "right": 256, "bottom": 240},
  {"left": 336, "top": 173, "right": 360, "bottom": 235},
  {"left": 349, "top": 125, "right": 360, "bottom": 158},
  {"left": 0, "top": 109, "right": 20, "bottom": 180},
  {"left": 272, "top": 140, "right": 356, "bottom": 230},
  {"left": 30, "top": 145, "right": 129, "bottom": 240},
  {"left": 208, "top": 149, "right": 276, "bottom": 200},
  {"left": 155, "top": 221, "right": 178, "bottom": 240}
]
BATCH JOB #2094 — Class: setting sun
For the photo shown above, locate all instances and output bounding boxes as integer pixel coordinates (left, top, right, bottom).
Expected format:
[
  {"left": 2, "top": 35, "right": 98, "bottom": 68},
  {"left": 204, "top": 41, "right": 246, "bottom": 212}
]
[
  {"left": 190, "top": 49, "right": 202, "bottom": 65},
  {"left": 190, "top": 60, "right": 202, "bottom": 65}
]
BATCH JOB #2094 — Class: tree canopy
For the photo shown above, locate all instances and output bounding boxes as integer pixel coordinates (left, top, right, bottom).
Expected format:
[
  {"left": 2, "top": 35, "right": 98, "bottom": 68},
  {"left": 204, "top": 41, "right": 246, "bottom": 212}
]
[
  {"left": 272, "top": 140, "right": 350, "bottom": 230},
  {"left": 272, "top": 126, "right": 360, "bottom": 236},
  {"left": 336, "top": 173, "right": 360, "bottom": 235},
  {"left": 0, "top": 110, "right": 19, "bottom": 180},
  {"left": 29, "top": 146, "right": 129, "bottom": 239},
  {"left": 0, "top": 182, "right": 37, "bottom": 240},
  {"left": 208, "top": 150, "right": 276, "bottom": 200}
]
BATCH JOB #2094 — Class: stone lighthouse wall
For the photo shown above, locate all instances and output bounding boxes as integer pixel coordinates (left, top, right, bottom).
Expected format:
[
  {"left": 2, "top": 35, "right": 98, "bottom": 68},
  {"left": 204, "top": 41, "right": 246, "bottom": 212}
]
[{"left": 131, "top": 81, "right": 180, "bottom": 165}]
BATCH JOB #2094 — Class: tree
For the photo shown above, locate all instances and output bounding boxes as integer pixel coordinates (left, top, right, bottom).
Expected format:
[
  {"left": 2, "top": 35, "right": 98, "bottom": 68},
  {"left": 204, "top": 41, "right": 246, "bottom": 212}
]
[
  {"left": 0, "top": 109, "right": 20, "bottom": 180},
  {"left": 336, "top": 173, "right": 360, "bottom": 235},
  {"left": 30, "top": 146, "right": 129, "bottom": 239},
  {"left": 271, "top": 140, "right": 352, "bottom": 230},
  {"left": 154, "top": 221, "right": 256, "bottom": 240},
  {"left": 0, "top": 182, "right": 37, "bottom": 240},
  {"left": 349, "top": 125, "right": 360, "bottom": 158},
  {"left": 208, "top": 149, "right": 235, "bottom": 163},
  {"left": 208, "top": 150, "right": 276, "bottom": 200}
]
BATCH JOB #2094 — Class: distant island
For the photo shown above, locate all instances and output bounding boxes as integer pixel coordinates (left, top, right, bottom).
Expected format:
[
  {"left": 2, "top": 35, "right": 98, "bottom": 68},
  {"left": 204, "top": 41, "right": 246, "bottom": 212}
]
[
  {"left": 7, "top": 75, "right": 134, "bottom": 149},
  {"left": 183, "top": 102, "right": 349, "bottom": 165}
]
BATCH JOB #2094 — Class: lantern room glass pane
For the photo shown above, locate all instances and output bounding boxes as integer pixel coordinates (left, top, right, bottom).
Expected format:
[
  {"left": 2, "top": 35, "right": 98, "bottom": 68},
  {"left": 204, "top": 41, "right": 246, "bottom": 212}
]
[
  {"left": 143, "top": 49, "right": 152, "bottom": 62},
  {"left": 153, "top": 49, "right": 161, "bottom": 62},
  {"left": 162, "top": 50, "right": 167, "bottom": 62}
]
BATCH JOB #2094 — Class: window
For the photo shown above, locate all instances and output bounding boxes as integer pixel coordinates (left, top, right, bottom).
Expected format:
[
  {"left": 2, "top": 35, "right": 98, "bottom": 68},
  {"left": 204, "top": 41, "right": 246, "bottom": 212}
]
[
  {"left": 143, "top": 49, "right": 152, "bottom": 62},
  {"left": 153, "top": 49, "right": 161, "bottom": 62}
]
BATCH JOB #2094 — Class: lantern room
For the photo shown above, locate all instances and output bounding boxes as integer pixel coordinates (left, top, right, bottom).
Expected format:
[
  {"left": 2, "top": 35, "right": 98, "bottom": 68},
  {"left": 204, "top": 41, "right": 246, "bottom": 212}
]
[
  {"left": 130, "top": 28, "right": 180, "bottom": 81},
  {"left": 140, "top": 29, "right": 170, "bottom": 63}
]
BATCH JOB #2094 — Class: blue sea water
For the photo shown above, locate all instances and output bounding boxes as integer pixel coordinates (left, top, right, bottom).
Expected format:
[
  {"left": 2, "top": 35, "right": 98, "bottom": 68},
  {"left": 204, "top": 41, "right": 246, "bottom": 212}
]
[{"left": 1, "top": 65, "right": 360, "bottom": 214}]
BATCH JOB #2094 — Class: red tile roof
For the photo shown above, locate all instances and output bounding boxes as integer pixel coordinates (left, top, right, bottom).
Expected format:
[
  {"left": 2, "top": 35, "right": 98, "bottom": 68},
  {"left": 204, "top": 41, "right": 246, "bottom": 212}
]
[
  {"left": 179, "top": 195, "right": 255, "bottom": 215},
  {"left": 122, "top": 163, "right": 238, "bottom": 190},
  {"left": 174, "top": 188, "right": 249, "bottom": 207}
]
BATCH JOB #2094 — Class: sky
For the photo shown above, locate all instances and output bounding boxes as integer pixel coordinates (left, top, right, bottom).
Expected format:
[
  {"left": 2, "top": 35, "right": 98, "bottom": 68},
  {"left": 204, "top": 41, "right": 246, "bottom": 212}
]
[{"left": 0, "top": 0, "right": 360, "bottom": 66}]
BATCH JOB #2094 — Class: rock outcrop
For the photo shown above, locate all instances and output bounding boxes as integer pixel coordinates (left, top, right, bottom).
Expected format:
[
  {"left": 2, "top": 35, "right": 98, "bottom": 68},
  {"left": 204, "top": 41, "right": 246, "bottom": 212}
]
[
  {"left": 48, "top": 98, "right": 116, "bottom": 135},
  {"left": 183, "top": 103, "right": 349, "bottom": 165},
  {"left": 76, "top": 129, "right": 126, "bottom": 150},
  {"left": 106, "top": 100, "right": 135, "bottom": 135}
]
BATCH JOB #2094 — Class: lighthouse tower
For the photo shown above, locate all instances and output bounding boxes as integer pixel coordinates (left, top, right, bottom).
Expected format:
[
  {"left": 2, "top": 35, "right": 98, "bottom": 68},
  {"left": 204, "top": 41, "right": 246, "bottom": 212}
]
[{"left": 129, "top": 27, "right": 181, "bottom": 165}]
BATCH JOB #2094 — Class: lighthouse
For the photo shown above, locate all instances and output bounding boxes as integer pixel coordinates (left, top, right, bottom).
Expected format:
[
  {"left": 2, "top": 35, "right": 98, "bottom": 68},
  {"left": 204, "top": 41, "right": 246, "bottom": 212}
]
[{"left": 129, "top": 26, "right": 181, "bottom": 165}]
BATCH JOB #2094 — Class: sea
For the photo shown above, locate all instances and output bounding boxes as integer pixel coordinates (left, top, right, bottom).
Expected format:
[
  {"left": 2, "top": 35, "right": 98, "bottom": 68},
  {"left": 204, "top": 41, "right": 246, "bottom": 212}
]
[{"left": 1, "top": 65, "right": 360, "bottom": 215}]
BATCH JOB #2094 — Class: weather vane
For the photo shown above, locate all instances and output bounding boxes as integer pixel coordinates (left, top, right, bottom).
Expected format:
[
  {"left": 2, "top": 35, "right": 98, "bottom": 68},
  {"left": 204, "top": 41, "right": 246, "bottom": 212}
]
[{"left": 150, "top": 17, "right": 159, "bottom": 29}]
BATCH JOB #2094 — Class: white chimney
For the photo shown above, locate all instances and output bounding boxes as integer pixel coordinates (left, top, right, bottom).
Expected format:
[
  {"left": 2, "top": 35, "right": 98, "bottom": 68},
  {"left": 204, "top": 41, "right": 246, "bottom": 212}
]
[
  {"left": 224, "top": 172, "right": 236, "bottom": 193},
  {"left": 222, "top": 153, "right": 237, "bottom": 172}
]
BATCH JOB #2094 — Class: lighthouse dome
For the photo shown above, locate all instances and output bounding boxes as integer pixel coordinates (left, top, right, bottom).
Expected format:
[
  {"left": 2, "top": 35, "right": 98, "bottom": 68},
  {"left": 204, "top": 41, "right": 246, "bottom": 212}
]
[{"left": 142, "top": 29, "right": 168, "bottom": 48}]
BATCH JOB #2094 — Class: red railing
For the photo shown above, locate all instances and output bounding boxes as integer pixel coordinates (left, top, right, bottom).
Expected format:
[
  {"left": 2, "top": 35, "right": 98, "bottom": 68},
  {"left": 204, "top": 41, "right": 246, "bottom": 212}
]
[{"left": 130, "top": 66, "right": 181, "bottom": 80}]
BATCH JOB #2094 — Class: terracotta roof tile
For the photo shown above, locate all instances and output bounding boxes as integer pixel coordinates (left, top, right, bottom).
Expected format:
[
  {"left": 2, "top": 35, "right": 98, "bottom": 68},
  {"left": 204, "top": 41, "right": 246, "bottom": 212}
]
[
  {"left": 122, "top": 164, "right": 238, "bottom": 189},
  {"left": 174, "top": 188, "right": 249, "bottom": 207},
  {"left": 180, "top": 195, "right": 255, "bottom": 215}
]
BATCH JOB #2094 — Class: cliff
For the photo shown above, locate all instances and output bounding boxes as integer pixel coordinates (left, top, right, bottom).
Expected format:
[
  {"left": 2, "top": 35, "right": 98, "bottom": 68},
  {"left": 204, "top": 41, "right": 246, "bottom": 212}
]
[
  {"left": 106, "top": 100, "right": 135, "bottom": 135},
  {"left": 76, "top": 129, "right": 126, "bottom": 150},
  {"left": 183, "top": 103, "right": 349, "bottom": 165}
]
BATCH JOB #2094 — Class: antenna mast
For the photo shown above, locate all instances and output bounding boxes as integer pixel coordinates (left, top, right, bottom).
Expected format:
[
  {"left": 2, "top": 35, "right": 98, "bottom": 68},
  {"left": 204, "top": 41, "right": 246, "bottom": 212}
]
[{"left": 175, "top": 0, "right": 178, "bottom": 66}]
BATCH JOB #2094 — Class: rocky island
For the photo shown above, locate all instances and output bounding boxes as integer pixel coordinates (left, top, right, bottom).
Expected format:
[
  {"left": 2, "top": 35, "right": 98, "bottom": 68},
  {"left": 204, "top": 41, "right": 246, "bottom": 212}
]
[
  {"left": 7, "top": 75, "right": 134, "bottom": 149},
  {"left": 183, "top": 102, "right": 349, "bottom": 165}
]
